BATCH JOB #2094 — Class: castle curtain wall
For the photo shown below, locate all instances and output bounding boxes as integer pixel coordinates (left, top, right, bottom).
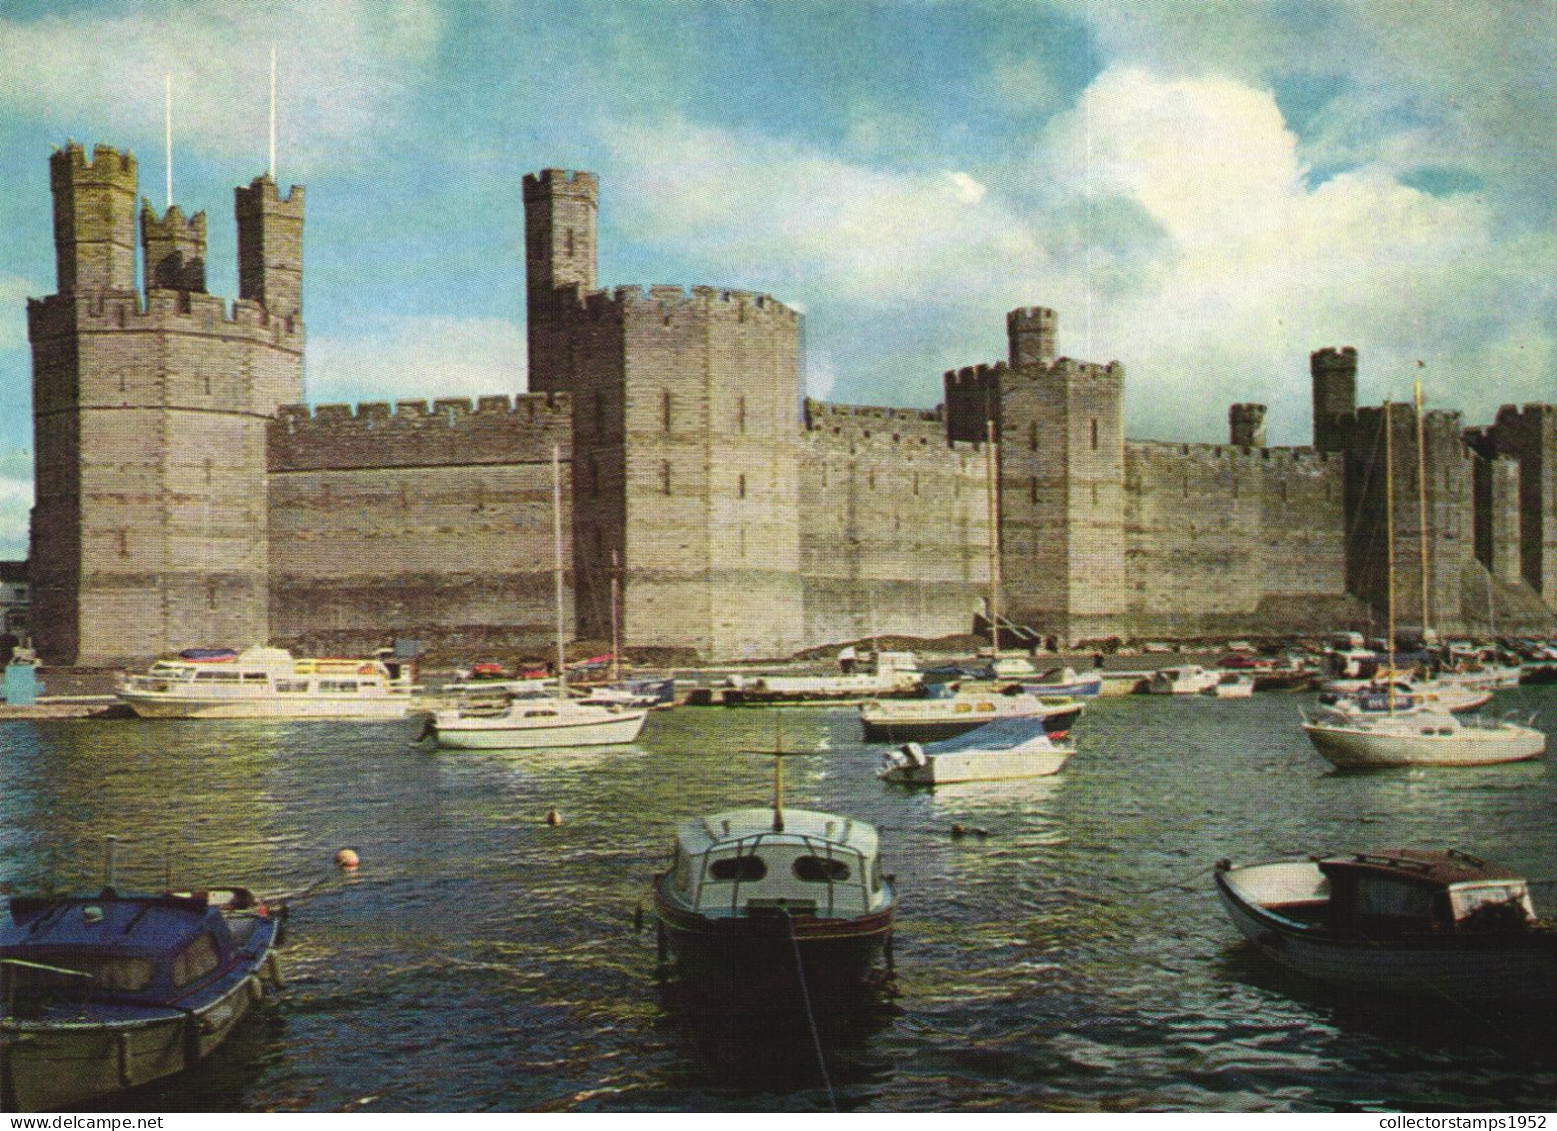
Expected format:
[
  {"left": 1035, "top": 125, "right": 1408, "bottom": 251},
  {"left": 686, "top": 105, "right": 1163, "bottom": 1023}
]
[
  {"left": 266, "top": 397, "right": 572, "bottom": 659},
  {"left": 799, "top": 403, "right": 989, "bottom": 648}
]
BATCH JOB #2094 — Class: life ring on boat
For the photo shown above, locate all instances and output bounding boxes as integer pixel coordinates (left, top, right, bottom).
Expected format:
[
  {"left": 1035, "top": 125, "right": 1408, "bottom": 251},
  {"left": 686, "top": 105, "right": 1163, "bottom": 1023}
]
[{"left": 358, "top": 663, "right": 375, "bottom": 675}]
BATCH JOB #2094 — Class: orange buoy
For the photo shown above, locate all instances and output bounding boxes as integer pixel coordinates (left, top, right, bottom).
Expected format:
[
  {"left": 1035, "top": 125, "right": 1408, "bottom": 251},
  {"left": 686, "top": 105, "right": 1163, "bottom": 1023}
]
[
  {"left": 544, "top": 809, "right": 563, "bottom": 826},
  {"left": 335, "top": 848, "right": 360, "bottom": 869}
]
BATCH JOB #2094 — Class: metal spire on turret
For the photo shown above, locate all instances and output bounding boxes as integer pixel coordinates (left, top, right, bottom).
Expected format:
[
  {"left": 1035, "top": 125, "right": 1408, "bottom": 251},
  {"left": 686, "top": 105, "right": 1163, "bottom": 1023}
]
[
  {"left": 269, "top": 44, "right": 277, "bottom": 180},
  {"left": 164, "top": 73, "right": 172, "bottom": 210}
]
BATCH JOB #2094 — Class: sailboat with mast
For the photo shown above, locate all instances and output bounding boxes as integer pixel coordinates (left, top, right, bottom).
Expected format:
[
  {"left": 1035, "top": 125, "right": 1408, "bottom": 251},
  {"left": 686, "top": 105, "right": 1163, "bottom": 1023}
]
[
  {"left": 426, "top": 448, "right": 650, "bottom": 750},
  {"left": 1302, "top": 393, "right": 1544, "bottom": 768}
]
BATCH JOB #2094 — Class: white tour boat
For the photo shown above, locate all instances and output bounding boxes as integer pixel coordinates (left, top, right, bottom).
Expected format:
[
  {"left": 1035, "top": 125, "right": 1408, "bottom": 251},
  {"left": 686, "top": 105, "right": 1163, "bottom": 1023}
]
[{"left": 117, "top": 646, "right": 415, "bottom": 719}]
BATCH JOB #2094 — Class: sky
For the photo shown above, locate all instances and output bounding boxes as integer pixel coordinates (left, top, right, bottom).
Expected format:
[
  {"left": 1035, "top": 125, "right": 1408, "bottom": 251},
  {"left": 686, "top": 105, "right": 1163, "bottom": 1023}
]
[{"left": 0, "top": 0, "right": 1554, "bottom": 557}]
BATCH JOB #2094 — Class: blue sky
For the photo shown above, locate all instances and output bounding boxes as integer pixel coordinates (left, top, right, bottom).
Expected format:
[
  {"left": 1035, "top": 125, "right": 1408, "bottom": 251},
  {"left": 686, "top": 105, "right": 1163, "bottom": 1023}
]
[{"left": 1, "top": 0, "right": 1554, "bottom": 557}]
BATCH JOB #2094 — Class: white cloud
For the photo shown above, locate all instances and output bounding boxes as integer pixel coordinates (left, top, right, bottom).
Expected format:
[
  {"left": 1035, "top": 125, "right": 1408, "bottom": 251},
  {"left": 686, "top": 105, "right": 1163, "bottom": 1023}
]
[
  {"left": 598, "top": 68, "right": 1553, "bottom": 443},
  {"left": 306, "top": 316, "right": 526, "bottom": 406},
  {"left": 0, "top": 2, "right": 442, "bottom": 171}
]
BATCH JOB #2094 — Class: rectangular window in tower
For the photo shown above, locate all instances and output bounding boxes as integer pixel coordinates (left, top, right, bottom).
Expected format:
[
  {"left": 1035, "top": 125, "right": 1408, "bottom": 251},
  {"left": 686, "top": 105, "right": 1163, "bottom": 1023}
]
[
  {"left": 588, "top": 455, "right": 599, "bottom": 498},
  {"left": 1031, "top": 476, "right": 1038, "bottom": 504},
  {"left": 117, "top": 530, "right": 128, "bottom": 557},
  {"left": 662, "top": 390, "right": 672, "bottom": 432},
  {"left": 566, "top": 228, "right": 574, "bottom": 256},
  {"left": 661, "top": 460, "right": 672, "bottom": 495},
  {"left": 1091, "top": 418, "right": 1099, "bottom": 450},
  {"left": 738, "top": 474, "right": 746, "bottom": 499},
  {"left": 1091, "top": 483, "right": 1098, "bottom": 506},
  {"left": 737, "top": 396, "right": 746, "bottom": 433},
  {"left": 1030, "top": 422, "right": 1039, "bottom": 451},
  {"left": 204, "top": 459, "right": 212, "bottom": 485}
]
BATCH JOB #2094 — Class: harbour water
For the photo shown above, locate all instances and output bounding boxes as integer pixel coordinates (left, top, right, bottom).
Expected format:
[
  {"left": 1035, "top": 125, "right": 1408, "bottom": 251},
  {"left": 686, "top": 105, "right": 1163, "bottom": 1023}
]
[{"left": 5, "top": 689, "right": 1557, "bottom": 1113}]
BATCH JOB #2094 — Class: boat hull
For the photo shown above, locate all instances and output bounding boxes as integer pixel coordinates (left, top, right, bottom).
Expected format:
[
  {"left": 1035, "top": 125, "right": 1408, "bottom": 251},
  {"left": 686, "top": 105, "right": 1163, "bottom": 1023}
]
[
  {"left": 1215, "top": 866, "right": 1557, "bottom": 1001},
  {"left": 432, "top": 707, "right": 647, "bottom": 749},
  {"left": 860, "top": 704, "right": 1080, "bottom": 744},
  {"left": 880, "top": 744, "right": 1070, "bottom": 784},
  {"left": 118, "top": 691, "right": 410, "bottom": 720},
  {"left": 651, "top": 877, "right": 894, "bottom": 998},
  {"left": 1302, "top": 719, "right": 1545, "bottom": 768},
  {"left": 0, "top": 932, "right": 281, "bottom": 1112}
]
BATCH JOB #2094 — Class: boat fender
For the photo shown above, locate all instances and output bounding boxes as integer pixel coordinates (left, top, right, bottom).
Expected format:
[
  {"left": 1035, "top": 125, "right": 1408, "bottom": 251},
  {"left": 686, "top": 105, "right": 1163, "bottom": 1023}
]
[
  {"left": 335, "top": 848, "right": 360, "bottom": 870},
  {"left": 545, "top": 808, "right": 563, "bottom": 826}
]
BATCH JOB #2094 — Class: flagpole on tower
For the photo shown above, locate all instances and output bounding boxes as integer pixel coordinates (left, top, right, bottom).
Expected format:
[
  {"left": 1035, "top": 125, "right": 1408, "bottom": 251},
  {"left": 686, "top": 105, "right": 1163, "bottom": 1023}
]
[
  {"left": 164, "top": 73, "right": 172, "bottom": 210},
  {"left": 269, "top": 45, "right": 277, "bottom": 179}
]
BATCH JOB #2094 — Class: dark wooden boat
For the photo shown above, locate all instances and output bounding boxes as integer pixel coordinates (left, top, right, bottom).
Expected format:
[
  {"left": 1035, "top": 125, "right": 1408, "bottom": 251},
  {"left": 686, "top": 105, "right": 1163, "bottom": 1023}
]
[
  {"left": 650, "top": 805, "right": 896, "bottom": 1000},
  {"left": 0, "top": 886, "right": 284, "bottom": 1111},
  {"left": 1215, "top": 849, "right": 1557, "bottom": 1003}
]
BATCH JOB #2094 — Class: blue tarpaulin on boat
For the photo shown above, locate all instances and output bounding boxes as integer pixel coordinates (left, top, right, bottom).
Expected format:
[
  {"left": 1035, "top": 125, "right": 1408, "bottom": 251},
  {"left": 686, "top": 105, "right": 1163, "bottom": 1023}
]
[{"left": 920, "top": 716, "right": 1055, "bottom": 754}]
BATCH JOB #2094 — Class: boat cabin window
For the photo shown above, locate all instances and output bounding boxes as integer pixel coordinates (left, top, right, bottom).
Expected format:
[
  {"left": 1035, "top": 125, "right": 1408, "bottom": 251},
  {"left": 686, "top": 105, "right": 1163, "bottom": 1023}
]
[
  {"left": 793, "top": 856, "right": 851, "bottom": 883},
  {"left": 276, "top": 680, "right": 308, "bottom": 693},
  {"left": 1352, "top": 877, "right": 1437, "bottom": 920},
  {"left": 708, "top": 855, "right": 767, "bottom": 882},
  {"left": 871, "top": 857, "right": 883, "bottom": 893},
  {"left": 1449, "top": 882, "right": 1533, "bottom": 923},
  {"left": 195, "top": 670, "right": 242, "bottom": 682},
  {"left": 4, "top": 953, "right": 155, "bottom": 1000},
  {"left": 318, "top": 679, "right": 360, "bottom": 693},
  {"left": 242, "top": 671, "right": 268, "bottom": 682},
  {"left": 171, "top": 933, "right": 223, "bottom": 987}
]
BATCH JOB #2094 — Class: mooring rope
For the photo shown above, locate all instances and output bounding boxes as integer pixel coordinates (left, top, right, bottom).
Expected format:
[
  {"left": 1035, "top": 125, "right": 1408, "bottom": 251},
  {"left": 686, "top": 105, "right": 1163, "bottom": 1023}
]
[{"left": 781, "top": 909, "right": 839, "bottom": 1113}]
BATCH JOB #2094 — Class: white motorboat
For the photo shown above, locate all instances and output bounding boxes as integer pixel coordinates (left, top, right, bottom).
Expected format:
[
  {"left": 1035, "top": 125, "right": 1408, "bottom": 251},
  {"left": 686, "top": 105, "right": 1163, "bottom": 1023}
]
[
  {"left": 1203, "top": 672, "right": 1255, "bottom": 698},
  {"left": 877, "top": 716, "right": 1071, "bottom": 785},
  {"left": 859, "top": 690, "right": 1082, "bottom": 743},
  {"left": 426, "top": 447, "right": 648, "bottom": 751},
  {"left": 649, "top": 803, "right": 896, "bottom": 999},
  {"left": 1215, "top": 849, "right": 1557, "bottom": 1002},
  {"left": 1302, "top": 707, "right": 1544, "bottom": 768},
  {"left": 1148, "top": 665, "right": 1221, "bottom": 695},
  {"left": 721, "top": 651, "right": 923, "bottom": 705},
  {"left": 427, "top": 694, "right": 647, "bottom": 750},
  {"left": 117, "top": 645, "right": 414, "bottom": 719}
]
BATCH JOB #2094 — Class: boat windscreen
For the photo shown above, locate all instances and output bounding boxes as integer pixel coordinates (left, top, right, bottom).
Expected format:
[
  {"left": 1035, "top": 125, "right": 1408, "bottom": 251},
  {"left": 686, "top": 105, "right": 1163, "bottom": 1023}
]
[{"left": 924, "top": 717, "right": 1053, "bottom": 754}]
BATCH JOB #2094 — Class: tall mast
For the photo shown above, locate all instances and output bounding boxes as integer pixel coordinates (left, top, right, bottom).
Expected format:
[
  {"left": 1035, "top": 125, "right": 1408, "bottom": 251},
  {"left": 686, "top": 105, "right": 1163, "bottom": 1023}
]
[
  {"left": 610, "top": 550, "right": 621, "bottom": 682},
  {"left": 1415, "top": 380, "right": 1431, "bottom": 639},
  {"left": 1385, "top": 400, "right": 1397, "bottom": 712},
  {"left": 553, "top": 445, "right": 567, "bottom": 700},
  {"left": 985, "top": 416, "right": 1001, "bottom": 656}
]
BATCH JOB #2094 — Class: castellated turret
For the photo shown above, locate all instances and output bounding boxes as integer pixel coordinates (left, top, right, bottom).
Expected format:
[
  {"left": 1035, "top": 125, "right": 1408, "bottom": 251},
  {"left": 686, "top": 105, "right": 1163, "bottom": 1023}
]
[
  {"left": 1008, "top": 306, "right": 1057, "bottom": 369},
  {"left": 141, "top": 202, "right": 207, "bottom": 292},
  {"left": 28, "top": 142, "right": 305, "bottom": 665},
  {"left": 523, "top": 169, "right": 598, "bottom": 295},
  {"left": 49, "top": 142, "right": 137, "bottom": 295},
  {"left": 1311, "top": 346, "right": 1357, "bottom": 452},
  {"left": 1229, "top": 403, "right": 1267, "bottom": 448},
  {"left": 235, "top": 175, "right": 305, "bottom": 320}
]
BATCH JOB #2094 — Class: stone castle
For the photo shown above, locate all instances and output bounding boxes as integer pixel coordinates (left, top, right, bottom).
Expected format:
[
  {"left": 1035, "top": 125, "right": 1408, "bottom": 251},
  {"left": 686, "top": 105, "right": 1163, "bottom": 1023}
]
[{"left": 25, "top": 141, "right": 1557, "bottom": 666}]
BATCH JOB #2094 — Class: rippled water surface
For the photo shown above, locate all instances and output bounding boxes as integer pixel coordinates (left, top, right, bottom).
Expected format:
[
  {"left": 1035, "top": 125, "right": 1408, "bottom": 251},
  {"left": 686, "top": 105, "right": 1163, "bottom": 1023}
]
[{"left": 6, "top": 690, "right": 1557, "bottom": 1112}]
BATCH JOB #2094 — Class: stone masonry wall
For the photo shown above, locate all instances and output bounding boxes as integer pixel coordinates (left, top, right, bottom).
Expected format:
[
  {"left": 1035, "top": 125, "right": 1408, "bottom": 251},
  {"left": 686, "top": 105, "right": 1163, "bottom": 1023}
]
[
  {"left": 267, "top": 396, "right": 574, "bottom": 660},
  {"left": 800, "top": 401, "right": 989, "bottom": 648}
]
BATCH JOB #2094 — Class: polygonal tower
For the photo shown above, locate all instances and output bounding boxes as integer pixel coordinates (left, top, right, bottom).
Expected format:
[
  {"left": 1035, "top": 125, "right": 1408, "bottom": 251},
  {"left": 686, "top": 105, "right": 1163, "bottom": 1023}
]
[{"left": 27, "top": 142, "right": 304, "bottom": 665}]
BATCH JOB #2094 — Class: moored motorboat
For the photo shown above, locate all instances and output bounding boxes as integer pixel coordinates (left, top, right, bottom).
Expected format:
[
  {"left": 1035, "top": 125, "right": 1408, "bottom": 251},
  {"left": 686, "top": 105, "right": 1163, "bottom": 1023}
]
[
  {"left": 649, "top": 804, "right": 896, "bottom": 999},
  {"left": 117, "top": 645, "right": 415, "bottom": 720},
  {"left": 427, "top": 694, "right": 647, "bottom": 749},
  {"left": 1012, "top": 666, "right": 1103, "bottom": 698},
  {"left": 1215, "top": 849, "right": 1557, "bottom": 1002},
  {"left": 1301, "top": 707, "right": 1545, "bottom": 768},
  {"left": 1147, "top": 666, "right": 1221, "bottom": 695},
  {"left": 1203, "top": 672, "right": 1255, "bottom": 698},
  {"left": 0, "top": 884, "right": 285, "bottom": 1111},
  {"left": 858, "top": 690, "right": 1082, "bottom": 743},
  {"left": 877, "top": 716, "right": 1071, "bottom": 785}
]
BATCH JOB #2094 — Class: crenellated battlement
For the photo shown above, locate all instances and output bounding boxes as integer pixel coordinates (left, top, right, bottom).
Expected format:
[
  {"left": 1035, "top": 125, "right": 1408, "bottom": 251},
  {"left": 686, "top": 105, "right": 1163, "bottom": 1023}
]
[
  {"left": 233, "top": 174, "right": 304, "bottom": 217},
  {"left": 50, "top": 141, "right": 136, "bottom": 186},
  {"left": 1127, "top": 439, "right": 1334, "bottom": 468},
  {"left": 802, "top": 399, "right": 949, "bottom": 450},
  {"left": 522, "top": 168, "right": 598, "bottom": 200},
  {"left": 27, "top": 289, "right": 302, "bottom": 342},
  {"left": 270, "top": 393, "right": 571, "bottom": 473},
  {"left": 572, "top": 283, "right": 801, "bottom": 326},
  {"left": 140, "top": 202, "right": 206, "bottom": 237}
]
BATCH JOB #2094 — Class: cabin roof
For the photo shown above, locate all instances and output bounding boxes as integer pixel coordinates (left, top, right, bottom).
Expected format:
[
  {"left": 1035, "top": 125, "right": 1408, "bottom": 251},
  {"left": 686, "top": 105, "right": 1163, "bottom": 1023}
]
[
  {"left": 1, "top": 893, "right": 217, "bottom": 955},
  {"left": 1319, "top": 850, "right": 1523, "bottom": 890},
  {"left": 676, "top": 807, "right": 880, "bottom": 857}
]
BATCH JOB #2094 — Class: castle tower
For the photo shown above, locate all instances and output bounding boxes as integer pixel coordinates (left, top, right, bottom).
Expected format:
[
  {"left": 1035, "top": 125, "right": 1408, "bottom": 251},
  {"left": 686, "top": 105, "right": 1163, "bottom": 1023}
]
[
  {"left": 235, "top": 175, "right": 304, "bottom": 320},
  {"left": 1312, "top": 346, "right": 1357, "bottom": 452},
  {"left": 523, "top": 170, "right": 598, "bottom": 396},
  {"left": 1007, "top": 306, "right": 1057, "bottom": 369},
  {"left": 990, "top": 307, "right": 1127, "bottom": 646},
  {"left": 1229, "top": 403, "right": 1267, "bottom": 448},
  {"left": 141, "top": 202, "right": 207, "bottom": 292},
  {"left": 1488, "top": 405, "right": 1557, "bottom": 606},
  {"left": 27, "top": 143, "right": 305, "bottom": 665},
  {"left": 49, "top": 142, "right": 137, "bottom": 296}
]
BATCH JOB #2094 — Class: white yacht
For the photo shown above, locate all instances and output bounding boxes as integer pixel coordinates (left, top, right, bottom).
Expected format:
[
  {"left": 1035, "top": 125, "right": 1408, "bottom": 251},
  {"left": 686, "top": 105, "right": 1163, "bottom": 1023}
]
[{"left": 117, "top": 646, "right": 415, "bottom": 719}]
